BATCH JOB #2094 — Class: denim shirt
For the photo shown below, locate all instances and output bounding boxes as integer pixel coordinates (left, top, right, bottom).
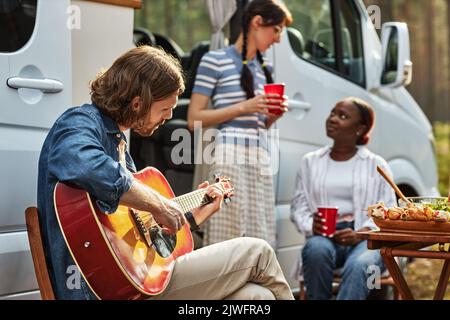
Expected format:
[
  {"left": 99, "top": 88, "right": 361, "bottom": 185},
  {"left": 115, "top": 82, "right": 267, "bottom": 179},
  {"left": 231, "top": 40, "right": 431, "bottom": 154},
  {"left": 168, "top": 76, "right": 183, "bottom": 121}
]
[{"left": 37, "top": 104, "right": 135, "bottom": 299}]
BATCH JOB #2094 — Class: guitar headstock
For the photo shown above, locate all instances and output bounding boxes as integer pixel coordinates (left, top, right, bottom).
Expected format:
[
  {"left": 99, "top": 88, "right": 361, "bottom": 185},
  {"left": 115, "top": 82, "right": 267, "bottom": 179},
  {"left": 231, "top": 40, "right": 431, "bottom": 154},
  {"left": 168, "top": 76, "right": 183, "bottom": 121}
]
[{"left": 213, "top": 173, "right": 235, "bottom": 202}]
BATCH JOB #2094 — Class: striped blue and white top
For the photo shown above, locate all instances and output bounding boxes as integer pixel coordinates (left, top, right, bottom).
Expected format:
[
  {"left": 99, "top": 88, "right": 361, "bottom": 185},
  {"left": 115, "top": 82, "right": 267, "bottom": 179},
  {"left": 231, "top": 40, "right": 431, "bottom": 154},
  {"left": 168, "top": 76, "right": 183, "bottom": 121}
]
[{"left": 192, "top": 45, "right": 273, "bottom": 147}]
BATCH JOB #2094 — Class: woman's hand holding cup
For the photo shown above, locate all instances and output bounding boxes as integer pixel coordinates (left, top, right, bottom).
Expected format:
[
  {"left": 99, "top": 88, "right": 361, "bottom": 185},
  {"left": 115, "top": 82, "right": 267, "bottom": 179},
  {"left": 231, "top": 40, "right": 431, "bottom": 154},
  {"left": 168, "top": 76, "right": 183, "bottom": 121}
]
[
  {"left": 312, "top": 214, "right": 328, "bottom": 236},
  {"left": 264, "top": 83, "right": 287, "bottom": 116},
  {"left": 239, "top": 94, "right": 287, "bottom": 115},
  {"left": 313, "top": 206, "right": 338, "bottom": 237}
]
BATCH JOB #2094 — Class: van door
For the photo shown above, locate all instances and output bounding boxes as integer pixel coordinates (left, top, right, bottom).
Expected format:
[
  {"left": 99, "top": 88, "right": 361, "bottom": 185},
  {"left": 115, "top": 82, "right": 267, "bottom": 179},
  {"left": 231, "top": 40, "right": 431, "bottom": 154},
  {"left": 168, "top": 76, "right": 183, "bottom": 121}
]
[
  {"left": 0, "top": 0, "right": 71, "bottom": 298},
  {"left": 272, "top": 0, "right": 373, "bottom": 287}
]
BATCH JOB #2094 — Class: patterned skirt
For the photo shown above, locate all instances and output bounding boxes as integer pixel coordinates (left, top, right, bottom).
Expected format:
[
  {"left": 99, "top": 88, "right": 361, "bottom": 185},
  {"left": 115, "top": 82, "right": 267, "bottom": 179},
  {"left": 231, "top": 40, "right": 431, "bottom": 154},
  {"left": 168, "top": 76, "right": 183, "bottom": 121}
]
[{"left": 202, "top": 143, "right": 276, "bottom": 248}]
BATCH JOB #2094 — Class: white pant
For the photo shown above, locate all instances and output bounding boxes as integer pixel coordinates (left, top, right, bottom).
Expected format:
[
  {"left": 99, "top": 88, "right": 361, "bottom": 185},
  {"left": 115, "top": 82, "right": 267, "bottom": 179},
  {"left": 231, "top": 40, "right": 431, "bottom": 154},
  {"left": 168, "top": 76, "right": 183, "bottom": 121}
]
[{"left": 149, "top": 237, "right": 294, "bottom": 300}]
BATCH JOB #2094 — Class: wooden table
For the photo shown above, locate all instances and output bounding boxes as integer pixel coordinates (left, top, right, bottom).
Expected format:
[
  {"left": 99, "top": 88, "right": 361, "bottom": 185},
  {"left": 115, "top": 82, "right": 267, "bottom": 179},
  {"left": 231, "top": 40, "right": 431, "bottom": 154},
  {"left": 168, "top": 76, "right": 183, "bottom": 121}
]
[{"left": 357, "top": 230, "right": 450, "bottom": 300}]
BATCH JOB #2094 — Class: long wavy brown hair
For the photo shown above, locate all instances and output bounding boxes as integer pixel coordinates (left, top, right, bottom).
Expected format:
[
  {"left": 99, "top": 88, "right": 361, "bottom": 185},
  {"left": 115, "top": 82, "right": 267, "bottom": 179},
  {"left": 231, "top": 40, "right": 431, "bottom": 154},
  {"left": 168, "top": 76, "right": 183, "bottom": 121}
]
[{"left": 90, "top": 46, "right": 185, "bottom": 127}]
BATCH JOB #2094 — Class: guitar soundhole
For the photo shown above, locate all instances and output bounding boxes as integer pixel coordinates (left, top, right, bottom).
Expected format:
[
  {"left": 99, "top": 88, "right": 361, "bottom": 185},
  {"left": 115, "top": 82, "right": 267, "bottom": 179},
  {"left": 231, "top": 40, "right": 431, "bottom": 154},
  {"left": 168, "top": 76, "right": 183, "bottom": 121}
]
[{"left": 149, "top": 227, "right": 177, "bottom": 258}]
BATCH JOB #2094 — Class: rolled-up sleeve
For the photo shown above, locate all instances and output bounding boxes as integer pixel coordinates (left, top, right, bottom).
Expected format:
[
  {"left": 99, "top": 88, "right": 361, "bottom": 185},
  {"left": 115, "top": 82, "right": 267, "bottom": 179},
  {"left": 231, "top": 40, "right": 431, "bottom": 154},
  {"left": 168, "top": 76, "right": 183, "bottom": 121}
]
[{"left": 48, "top": 110, "right": 133, "bottom": 214}]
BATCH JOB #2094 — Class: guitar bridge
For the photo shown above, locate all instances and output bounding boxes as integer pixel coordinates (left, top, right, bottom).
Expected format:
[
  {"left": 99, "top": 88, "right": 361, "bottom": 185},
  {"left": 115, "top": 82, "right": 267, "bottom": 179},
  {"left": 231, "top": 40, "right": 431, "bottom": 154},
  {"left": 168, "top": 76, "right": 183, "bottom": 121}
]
[{"left": 129, "top": 209, "right": 152, "bottom": 247}]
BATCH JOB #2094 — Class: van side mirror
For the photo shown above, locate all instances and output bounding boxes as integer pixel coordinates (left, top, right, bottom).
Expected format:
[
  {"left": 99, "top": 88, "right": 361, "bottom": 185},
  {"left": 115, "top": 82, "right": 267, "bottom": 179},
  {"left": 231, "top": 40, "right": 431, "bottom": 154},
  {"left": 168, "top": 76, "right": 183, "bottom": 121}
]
[{"left": 380, "top": 22, "right": 412, "bottom": 88}]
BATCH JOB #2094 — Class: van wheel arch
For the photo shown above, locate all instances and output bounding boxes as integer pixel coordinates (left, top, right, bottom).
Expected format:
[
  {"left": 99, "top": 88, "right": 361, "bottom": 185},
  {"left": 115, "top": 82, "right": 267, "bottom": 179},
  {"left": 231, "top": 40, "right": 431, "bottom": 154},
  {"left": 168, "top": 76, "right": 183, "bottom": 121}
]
[{"left": 397, "top": 184, "right": 419, "bottom": 198}]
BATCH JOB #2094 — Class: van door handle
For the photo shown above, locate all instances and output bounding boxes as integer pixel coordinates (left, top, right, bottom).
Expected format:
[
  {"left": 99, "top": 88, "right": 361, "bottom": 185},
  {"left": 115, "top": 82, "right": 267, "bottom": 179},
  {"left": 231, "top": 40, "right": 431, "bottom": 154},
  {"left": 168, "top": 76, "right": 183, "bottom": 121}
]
[
  {"left": 7, "top": 77, "right": 64, "bottom": 93},
  {"left": 288, "top": 99, "right": 311, "bottom": 111}
]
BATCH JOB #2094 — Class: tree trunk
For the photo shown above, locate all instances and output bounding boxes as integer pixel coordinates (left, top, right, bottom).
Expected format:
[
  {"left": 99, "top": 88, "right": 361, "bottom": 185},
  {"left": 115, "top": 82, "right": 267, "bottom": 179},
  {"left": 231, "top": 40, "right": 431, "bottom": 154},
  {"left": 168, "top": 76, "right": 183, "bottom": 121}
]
[
  {"left": 164, "top": 0, "right": 174, "bottom": 39},
  {"left": 446, "top": 0, "right": 450, "bottom": 121},
  {"left": 186, "top": 0, "right": 194, "bottom": 49},
  {"left": 402, "top": 0, "right": 421, "bottom": 107},
  {"left": 425, "top": 0, "right": 436, "bottom": 121},
  {"left": 378, "top": 0, "right": 393, "bottom": 23},
  {"left": 139, "top": 0, "right": 147, "bottom": 28}
]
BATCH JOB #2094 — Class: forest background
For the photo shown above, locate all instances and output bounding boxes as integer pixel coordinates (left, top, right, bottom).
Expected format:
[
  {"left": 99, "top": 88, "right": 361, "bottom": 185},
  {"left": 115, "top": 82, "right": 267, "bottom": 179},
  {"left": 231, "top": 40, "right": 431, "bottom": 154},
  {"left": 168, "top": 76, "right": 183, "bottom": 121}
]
[{"left": 134, "top": 0, "right": 450, "bottom": 196}]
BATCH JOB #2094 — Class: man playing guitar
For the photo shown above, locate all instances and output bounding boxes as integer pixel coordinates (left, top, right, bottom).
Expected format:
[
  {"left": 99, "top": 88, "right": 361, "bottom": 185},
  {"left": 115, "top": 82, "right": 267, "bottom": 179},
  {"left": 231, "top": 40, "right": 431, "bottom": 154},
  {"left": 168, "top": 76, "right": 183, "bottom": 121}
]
[{"left": 37, "top": 46, "right": 293, "bottom": 300}]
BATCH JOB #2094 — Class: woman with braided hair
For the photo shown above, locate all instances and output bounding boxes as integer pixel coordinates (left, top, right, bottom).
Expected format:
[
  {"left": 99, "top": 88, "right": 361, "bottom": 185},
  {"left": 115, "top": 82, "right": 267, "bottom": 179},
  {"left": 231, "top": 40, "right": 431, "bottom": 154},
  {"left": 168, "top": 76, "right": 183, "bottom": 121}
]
[{"left": 188, "top": 0, "right": 292, "bottom": 248}]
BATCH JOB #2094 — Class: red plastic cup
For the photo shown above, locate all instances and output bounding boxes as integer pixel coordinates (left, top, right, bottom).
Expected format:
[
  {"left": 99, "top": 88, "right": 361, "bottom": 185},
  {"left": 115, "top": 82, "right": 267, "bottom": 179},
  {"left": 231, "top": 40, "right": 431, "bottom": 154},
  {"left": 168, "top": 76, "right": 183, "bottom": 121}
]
[
  {"left": 317, "top": 206, "right": 338, "bottom": 237},
  {"left": 263, "top": 83, "right": 285, "bottom": 115}
]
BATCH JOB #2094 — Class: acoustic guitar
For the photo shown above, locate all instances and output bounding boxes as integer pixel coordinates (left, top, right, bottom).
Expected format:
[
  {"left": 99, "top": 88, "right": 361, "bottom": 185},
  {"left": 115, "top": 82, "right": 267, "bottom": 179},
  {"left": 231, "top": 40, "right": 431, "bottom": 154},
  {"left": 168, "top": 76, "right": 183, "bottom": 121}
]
[{"left": 54, "top": 166, "right": 233, "bottom": 300}]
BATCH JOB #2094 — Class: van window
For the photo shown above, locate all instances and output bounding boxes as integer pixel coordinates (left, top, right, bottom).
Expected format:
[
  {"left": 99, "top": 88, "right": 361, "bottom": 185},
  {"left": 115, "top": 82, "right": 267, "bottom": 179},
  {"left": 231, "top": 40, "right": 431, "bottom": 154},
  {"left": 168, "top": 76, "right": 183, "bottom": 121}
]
[
  {"left": 0, "top": 0, "right": 37, "bottom": 53},
  {"left": 381, "top": 28, "right": 399, "bottom": 85},
  {"left": 285, "top": 0, "right": 337, "bottom": 72},
  {"left": 134, "top": 0, "right": 211, "bottom": 52},
  {"left": 284, "top": 0, "right": 365, "bottom": 86},
  {"left": 339, "top": 0, "right": 365, "bottom": 86}
]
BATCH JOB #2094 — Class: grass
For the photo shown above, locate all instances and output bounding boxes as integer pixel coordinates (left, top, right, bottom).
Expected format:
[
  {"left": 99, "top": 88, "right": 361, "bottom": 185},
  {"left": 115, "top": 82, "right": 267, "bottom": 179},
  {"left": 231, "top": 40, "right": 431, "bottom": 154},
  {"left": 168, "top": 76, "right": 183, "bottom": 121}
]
[
  {"left": 404, "top": 244, "right": 450, "bottom": 300},
  {"left": 405, "top": 259, "right": 450, "bottom": 299}
]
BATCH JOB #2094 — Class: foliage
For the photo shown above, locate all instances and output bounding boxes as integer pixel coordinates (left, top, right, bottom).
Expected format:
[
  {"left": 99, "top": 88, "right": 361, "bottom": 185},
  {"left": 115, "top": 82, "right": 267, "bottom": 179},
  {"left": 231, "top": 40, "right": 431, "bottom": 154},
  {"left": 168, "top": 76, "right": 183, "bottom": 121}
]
[
  {"left": 434, "top": 122, "right": 450, "bottom": 196},
  {"left": 134, "top": 0, "right": 211, "bottom": 52},
  {"left": 135, "top": 1, "right": 450, "bottom": 123}
]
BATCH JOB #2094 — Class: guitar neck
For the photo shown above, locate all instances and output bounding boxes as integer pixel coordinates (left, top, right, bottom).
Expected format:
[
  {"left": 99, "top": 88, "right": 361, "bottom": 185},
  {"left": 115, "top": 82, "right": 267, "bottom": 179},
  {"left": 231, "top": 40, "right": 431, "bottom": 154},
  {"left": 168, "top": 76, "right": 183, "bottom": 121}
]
[{"left": 172, "top": 189, "right": 210, "bottom": 214}]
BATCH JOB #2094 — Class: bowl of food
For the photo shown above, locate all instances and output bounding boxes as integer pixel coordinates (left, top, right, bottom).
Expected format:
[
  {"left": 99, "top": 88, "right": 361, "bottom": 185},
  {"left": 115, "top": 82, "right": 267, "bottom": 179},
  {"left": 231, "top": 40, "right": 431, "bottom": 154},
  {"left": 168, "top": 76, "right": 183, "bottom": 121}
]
[
  {"left": 398, "top": 197, "right": 450, "bottom": 210},
  {"left": 398, "top": 197, "right": 450, "bottom": 222},
  {"left": 368, "top": 197, "right": 450, "bottom": 234}
]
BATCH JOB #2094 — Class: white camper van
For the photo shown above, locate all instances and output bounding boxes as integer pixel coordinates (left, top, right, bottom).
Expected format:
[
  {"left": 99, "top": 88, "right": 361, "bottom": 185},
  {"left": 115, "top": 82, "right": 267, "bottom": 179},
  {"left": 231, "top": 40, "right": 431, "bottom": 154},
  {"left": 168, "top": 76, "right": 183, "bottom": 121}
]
[{"left": 0, "top": 0, "right": 439, "bottom": 299}]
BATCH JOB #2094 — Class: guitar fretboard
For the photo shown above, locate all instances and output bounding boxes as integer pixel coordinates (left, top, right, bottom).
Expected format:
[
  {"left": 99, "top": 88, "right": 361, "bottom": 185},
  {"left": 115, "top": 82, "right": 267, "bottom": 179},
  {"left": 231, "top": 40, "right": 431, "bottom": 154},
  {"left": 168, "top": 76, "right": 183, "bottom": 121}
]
[{"left": 172, "top": 189, "right": 210, "bottom": 213}]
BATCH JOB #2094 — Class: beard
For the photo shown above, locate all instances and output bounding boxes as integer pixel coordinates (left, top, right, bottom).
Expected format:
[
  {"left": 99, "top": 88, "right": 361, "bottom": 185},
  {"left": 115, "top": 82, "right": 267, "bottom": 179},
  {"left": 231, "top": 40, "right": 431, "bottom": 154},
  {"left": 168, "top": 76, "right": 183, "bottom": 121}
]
[
  {"left": 134, "top": 127, "right": 155, "bottom": 137},
  {"left": 133, "top": 120, "right": 165, "bottom": 137}
]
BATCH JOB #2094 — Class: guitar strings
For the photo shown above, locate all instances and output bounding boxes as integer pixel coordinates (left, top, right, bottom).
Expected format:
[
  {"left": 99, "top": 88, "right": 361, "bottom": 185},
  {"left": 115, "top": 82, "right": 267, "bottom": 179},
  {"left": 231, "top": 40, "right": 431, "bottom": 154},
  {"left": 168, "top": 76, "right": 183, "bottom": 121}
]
[
  {"left": 132, "top": 182, "right": 228, "bottom": 229},
  {"left": 135, "top": 190, "right": 209, "bottom": 228}
]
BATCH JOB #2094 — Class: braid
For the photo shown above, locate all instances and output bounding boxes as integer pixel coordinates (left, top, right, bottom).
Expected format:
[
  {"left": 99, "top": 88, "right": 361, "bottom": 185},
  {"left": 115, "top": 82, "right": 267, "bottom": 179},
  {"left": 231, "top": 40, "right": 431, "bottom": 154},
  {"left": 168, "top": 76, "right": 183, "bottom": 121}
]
[
  {"left": 240, "top": 22, "right": 255, "bottom": 99},
  {"left": 256, "top": 51, "right": 274, "bottom": 84}
]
